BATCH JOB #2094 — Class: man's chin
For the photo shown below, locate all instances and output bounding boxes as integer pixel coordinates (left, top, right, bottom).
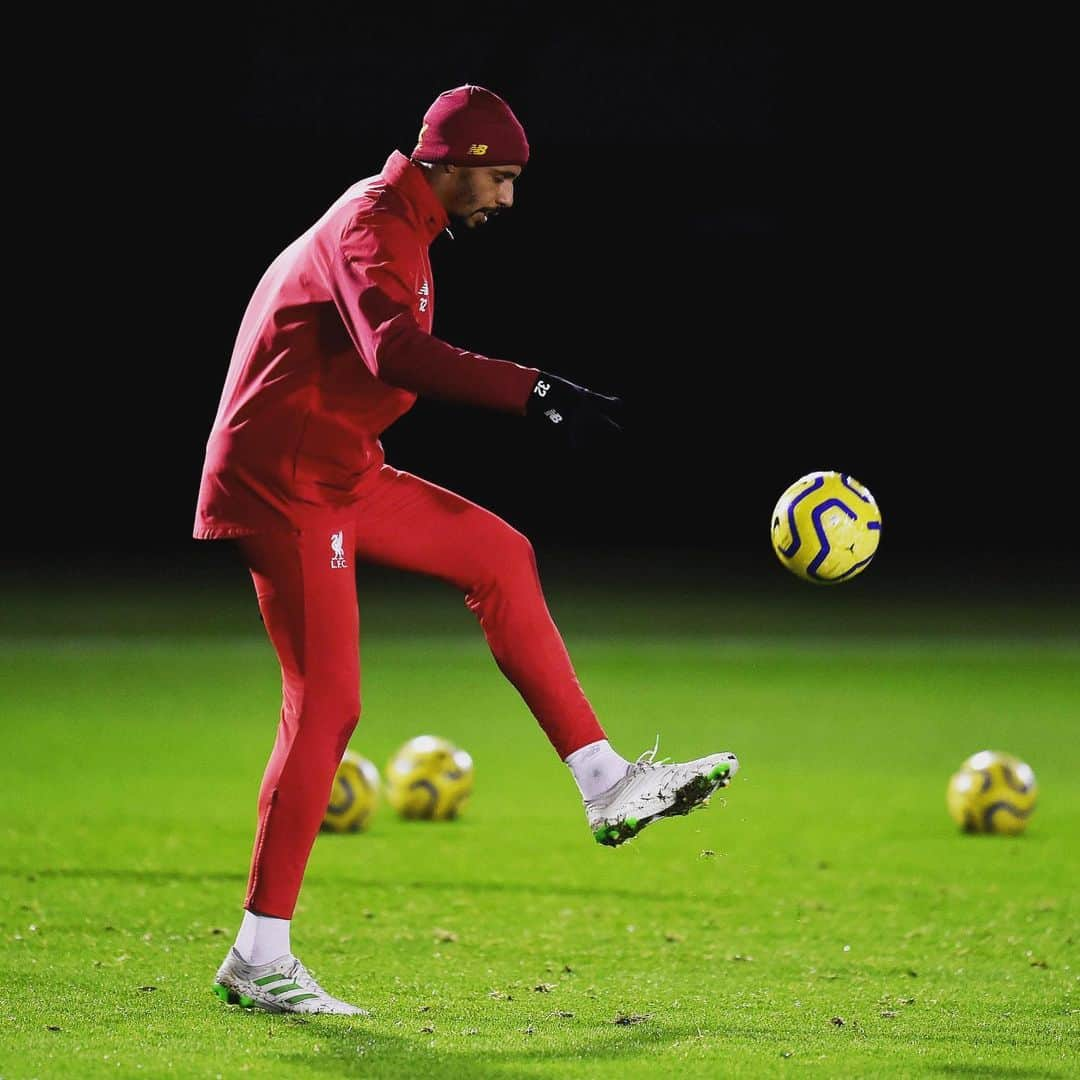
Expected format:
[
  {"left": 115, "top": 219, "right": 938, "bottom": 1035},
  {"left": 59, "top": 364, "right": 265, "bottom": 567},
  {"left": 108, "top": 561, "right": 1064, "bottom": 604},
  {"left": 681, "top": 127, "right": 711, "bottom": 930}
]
[{"left": 449, "top": 212, "right": 489, "bottom": 231}]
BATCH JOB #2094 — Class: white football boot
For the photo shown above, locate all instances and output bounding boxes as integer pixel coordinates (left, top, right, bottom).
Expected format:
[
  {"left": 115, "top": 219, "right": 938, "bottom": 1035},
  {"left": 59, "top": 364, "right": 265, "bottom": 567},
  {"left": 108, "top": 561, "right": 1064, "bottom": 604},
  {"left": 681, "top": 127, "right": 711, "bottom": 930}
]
[
  {"left": 212, "top": 948, "right": 369, "bottom": 1015},
  {"left": 586, "top": 740, "right": 739, "bottom": 846}
]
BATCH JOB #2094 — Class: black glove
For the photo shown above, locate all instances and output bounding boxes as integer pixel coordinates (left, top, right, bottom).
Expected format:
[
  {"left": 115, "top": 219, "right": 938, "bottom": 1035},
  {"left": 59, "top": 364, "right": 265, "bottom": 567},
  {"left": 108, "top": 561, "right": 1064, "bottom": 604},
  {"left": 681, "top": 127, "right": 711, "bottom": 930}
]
[{"left": 526, "top": 371, "right": 623, "bottom": 451}]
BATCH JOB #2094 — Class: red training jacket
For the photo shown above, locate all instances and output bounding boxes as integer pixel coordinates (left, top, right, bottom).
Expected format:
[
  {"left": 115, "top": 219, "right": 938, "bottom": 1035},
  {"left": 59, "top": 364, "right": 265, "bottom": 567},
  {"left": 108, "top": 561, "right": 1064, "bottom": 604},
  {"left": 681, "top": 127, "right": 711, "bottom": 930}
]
[{"left": 193, "top": 151, "right": 539, "bottom": 538}]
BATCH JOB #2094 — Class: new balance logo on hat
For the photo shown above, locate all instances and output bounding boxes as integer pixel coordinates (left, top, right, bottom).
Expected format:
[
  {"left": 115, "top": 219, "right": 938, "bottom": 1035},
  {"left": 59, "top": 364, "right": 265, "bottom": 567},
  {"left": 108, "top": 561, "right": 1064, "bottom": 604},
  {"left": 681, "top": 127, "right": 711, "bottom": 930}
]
[{"left": 467, "top": 144, "right": 489, "bottom": 155}]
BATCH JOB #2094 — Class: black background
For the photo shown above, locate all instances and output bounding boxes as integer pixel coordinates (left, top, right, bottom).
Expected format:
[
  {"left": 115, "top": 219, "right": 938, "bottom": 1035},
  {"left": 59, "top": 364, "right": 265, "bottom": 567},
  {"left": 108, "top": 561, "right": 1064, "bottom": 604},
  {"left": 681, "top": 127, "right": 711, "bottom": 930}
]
[{"left": 17, "top": 8, "right": 1074, "bottom": 587}]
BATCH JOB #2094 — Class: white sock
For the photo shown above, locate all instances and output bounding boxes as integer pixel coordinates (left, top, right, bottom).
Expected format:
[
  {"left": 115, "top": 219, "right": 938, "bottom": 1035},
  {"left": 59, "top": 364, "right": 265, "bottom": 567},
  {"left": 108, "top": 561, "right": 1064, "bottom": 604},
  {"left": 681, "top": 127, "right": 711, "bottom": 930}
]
[
  {"left": 565, "top": 739, "right": 629, "bottom": 801},
  {"left": 233, "top": 910, "right": 291, "bottom": 965}
]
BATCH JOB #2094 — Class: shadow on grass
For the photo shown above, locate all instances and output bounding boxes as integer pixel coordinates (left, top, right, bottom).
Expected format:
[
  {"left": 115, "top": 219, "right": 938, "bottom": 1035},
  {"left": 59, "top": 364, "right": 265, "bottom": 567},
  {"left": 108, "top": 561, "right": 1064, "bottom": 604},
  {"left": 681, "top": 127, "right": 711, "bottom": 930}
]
[
  {"left": 937, "top": 1068, "right": 1068, "bottom": 1078},
  {"left": 268, "top": 1024, "right": 1073, "bottom": 1080},
  {"left": 2, "top": 867, "right": 721, "bottom": 906},
  {"left": 3, "top": 867, "right": 249, "bottom": 885},
  {"left": 269, "top": 1018, "right": 708, "bottom": 1080}
]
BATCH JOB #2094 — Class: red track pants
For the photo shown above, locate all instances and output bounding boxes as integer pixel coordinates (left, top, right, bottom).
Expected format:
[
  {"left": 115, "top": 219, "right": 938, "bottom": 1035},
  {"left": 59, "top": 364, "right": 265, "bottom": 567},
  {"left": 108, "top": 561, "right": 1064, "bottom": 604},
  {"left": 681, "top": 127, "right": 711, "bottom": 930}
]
[{"left": 238, "top": 464, "right": 605, "bottom": 918}]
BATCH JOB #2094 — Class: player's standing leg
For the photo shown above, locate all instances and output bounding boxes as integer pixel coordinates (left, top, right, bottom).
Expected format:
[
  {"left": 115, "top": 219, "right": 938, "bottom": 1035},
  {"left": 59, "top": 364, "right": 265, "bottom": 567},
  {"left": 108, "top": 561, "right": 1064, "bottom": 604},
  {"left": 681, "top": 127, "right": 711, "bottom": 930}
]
[
  {"left": 213, "top": 516, "right": 368, "bottom": 1015},
  {"left": 351, "top": 466, "right": 738, "bottom": 846}
]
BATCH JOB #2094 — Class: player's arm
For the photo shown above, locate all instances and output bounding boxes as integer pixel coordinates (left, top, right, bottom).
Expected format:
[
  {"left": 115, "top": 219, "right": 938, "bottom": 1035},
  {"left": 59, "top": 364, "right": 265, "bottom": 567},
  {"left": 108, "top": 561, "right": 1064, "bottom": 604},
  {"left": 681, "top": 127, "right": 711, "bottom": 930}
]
[
  {"left": 328, "top": 215, "right": 538, "bottom": 413},
  {"left": 329, "top": 213, "right": 622, "bottom": 447}
]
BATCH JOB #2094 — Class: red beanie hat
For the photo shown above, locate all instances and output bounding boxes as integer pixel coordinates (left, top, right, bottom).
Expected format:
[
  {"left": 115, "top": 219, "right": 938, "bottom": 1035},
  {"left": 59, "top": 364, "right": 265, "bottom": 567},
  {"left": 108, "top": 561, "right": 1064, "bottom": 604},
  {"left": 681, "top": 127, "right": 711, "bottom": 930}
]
[{"left": 411, "top": 85, "right": 529, "bottom": 167}]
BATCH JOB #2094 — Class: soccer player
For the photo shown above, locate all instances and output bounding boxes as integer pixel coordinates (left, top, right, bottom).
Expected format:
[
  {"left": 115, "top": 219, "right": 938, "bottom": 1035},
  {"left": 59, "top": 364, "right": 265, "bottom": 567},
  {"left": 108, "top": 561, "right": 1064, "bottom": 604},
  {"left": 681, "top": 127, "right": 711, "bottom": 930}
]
[{"left": 195, "top": 85, "right": 739, "bottom": 1015}]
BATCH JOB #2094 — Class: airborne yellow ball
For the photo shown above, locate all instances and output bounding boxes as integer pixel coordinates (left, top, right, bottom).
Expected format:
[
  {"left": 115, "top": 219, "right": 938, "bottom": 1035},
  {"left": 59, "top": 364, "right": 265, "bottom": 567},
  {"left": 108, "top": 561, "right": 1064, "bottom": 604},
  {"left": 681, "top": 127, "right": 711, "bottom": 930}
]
[
  {"left": 770, "top": 470, "right": 882, "bottom": 584},
  {"left": 946, "top": 750, "right": 1038, "bottom": 835}
]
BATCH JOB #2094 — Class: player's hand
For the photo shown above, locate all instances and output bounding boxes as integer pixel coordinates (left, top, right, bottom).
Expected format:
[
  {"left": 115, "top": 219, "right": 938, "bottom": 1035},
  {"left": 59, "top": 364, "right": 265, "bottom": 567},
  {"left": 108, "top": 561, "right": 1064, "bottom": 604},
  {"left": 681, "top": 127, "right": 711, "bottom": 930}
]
[{"left": 526, "top": 371, "right": 623, "bottom": 452}]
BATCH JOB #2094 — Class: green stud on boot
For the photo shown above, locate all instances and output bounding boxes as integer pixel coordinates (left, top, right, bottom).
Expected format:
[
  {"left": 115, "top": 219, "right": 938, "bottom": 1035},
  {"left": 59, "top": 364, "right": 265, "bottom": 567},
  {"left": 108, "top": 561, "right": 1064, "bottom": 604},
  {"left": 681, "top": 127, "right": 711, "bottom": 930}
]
[
  {"left": 593, "top": 818, "right": 641, "bottom": 847},
  {"left": 213, "top": 983, "right": 256, "bottom": 1008}
]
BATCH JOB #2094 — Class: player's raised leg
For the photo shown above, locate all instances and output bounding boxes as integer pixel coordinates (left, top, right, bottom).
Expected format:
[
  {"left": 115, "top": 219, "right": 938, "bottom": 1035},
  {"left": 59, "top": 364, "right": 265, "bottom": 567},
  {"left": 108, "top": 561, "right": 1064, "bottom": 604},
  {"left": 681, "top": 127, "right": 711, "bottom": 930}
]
[
  {"left": 213, "top": 520, "right": 368, "bottom": 1014},
  {"left": 350, "top": 465, "right": 738, "bottom": 844}
]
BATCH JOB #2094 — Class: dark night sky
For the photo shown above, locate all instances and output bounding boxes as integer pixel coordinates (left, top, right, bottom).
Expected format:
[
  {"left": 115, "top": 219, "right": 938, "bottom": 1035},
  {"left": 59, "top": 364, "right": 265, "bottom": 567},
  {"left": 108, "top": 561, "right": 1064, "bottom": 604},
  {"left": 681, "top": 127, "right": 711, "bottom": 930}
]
[{"left": 19, "top": 9, "right": 1073, "bottom": 581}]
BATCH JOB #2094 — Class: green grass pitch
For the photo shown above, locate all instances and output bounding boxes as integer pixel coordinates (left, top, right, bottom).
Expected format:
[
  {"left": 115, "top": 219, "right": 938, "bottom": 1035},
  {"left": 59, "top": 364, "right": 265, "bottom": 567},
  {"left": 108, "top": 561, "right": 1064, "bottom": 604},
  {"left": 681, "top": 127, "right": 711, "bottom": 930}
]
[{"left": 2, "top": 564, "right": 1077, "bottom": 1078}]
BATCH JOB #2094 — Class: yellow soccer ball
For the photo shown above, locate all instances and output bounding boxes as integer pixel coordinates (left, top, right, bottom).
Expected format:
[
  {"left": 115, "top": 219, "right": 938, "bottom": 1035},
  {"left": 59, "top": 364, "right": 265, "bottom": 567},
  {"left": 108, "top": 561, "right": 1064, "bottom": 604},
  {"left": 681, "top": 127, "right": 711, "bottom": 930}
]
[
  {"left": 385, "top": 735, "right": 474, "bottom": 821},
  {"left": 946, "top": 750, "right": 1038, "bottom": 835},
  {"left": 771, "top": 470, "right": 882, "bottom": 584},
  {"left": 321, "top": 749, "right": 381, "bottom": 833}
]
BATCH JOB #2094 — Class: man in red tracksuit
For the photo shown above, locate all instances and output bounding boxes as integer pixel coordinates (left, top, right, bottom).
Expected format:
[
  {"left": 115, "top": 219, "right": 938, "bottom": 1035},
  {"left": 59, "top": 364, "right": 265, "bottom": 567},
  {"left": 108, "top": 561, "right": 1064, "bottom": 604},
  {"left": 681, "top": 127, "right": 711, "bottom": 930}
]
[{"left": 196, "top": 85, "right": 738, "bottom": 1015}]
